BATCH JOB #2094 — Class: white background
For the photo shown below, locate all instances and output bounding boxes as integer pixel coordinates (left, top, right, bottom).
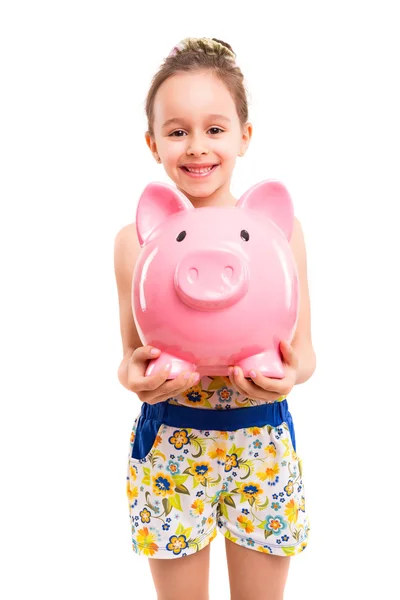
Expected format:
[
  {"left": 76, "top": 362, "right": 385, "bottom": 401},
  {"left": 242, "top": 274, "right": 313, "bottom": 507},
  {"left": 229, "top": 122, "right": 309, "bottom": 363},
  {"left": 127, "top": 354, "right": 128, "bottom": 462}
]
[{"left": 1, "top": 1, "right": 399, "bottom": 598}]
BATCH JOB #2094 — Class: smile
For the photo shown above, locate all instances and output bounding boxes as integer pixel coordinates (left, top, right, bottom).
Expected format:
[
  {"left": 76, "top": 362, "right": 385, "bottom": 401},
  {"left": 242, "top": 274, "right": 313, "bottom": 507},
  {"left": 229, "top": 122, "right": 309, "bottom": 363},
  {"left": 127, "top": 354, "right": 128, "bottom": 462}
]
[{"left": 180, "top": 165, "right": 219, "bottom": 178}]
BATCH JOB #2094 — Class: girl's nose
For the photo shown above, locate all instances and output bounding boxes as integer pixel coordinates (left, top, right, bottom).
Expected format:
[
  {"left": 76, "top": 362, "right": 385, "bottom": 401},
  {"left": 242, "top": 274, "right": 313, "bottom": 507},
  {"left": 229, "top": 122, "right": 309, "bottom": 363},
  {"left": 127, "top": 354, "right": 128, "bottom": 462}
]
[{"left": 186, "top": 137, "right": 209, "bottom": 156}]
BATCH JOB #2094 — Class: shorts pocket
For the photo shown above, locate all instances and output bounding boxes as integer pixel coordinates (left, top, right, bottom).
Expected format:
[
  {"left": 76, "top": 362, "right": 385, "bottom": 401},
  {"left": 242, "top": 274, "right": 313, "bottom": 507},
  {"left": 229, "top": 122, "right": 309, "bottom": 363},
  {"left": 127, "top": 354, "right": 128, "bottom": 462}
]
[{"left": 129, "top": 414, "right": 164, "bottom": 462}]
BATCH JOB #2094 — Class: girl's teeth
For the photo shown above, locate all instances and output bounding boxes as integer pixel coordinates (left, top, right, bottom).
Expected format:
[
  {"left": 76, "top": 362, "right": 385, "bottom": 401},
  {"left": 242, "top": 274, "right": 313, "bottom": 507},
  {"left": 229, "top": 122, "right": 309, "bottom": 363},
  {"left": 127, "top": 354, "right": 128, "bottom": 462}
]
[{"left": 186, "top": 166, "right": 213, "bottom": 173}]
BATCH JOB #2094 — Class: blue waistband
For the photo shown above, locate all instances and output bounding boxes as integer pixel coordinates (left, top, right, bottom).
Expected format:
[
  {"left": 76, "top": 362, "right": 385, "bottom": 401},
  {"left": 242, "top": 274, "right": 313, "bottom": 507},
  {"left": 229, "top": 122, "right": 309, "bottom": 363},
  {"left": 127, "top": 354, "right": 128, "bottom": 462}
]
[
  {"left": 131, "top": 399, "right": 297, "bottom": 461},
  {"left": 141, "top": 398, "right": 291, "bottom": 431}
]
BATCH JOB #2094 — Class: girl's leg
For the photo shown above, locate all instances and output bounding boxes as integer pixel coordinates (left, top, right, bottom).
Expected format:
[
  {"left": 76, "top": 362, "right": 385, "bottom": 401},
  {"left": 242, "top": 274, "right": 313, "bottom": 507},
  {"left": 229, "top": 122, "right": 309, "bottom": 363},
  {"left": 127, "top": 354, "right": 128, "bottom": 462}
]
[
  {"left": 148, "top": 543, "right": 211, "bottom": 600},
  {"left": 225, "top": 538, "right": 290, "bottom": 600}
]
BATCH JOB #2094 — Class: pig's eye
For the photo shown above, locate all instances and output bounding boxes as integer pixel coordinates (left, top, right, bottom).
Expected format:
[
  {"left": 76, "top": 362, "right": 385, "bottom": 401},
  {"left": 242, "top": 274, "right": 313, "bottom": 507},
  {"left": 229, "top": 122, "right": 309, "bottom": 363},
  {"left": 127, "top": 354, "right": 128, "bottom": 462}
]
[
  {"left": 241, "top": 230, "right": 250, "bottom": 241},
  {"left": 176, "top": 231, "right": 187, "bottom": 242}
]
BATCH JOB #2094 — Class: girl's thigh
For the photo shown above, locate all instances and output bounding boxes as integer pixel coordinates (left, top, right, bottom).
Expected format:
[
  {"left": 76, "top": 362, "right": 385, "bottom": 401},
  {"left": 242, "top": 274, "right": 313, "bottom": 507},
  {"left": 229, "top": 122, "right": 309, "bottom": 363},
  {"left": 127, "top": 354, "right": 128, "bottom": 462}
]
[
  {"left": 225, "top": 537, "right": 290, "bottom": 600},
  {"left": 148, "top": 543, "right": 211, "bottom": 600}
]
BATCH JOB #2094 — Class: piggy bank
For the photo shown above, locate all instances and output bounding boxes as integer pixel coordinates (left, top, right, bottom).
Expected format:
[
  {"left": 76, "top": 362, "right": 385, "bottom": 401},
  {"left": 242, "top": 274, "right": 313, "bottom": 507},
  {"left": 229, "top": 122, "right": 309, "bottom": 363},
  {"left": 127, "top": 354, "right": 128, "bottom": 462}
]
[{"left": 131, "top": 180, "right": 299, "bottom": 379}]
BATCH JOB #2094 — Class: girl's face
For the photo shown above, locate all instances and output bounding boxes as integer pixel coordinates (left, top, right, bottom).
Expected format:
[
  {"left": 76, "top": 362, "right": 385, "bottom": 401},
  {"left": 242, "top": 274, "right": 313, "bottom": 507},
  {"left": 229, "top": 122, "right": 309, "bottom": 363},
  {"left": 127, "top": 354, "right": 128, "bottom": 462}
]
[{"left": 147, "top": 70, "right": 252, "bottom": 206}]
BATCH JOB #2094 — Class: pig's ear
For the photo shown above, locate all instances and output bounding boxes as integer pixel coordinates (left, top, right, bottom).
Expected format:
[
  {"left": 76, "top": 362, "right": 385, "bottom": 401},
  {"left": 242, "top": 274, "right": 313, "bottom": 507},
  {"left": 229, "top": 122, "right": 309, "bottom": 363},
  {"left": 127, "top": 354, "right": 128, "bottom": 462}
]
[
  {"left": 136, "top": 182, "right": 194, "bottom": 246},
  {"left": 236, "top": 180, "right": 294, "bottom": 240}
]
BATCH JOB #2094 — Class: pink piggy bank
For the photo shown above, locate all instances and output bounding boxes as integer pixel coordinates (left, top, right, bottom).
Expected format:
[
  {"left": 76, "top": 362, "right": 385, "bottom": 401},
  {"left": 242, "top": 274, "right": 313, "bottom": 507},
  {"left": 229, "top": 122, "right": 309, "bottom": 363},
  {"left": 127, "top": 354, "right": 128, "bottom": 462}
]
[{"left": 132, "top": 180, "right": 299, "bottom": 380}]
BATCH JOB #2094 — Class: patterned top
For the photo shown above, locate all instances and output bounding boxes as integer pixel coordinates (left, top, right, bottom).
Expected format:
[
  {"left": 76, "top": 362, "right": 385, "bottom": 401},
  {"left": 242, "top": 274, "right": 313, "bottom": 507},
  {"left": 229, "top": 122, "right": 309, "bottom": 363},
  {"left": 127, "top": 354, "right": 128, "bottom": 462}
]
[{"left": 166, "top": 375, "right": 287, "bottom": 410}]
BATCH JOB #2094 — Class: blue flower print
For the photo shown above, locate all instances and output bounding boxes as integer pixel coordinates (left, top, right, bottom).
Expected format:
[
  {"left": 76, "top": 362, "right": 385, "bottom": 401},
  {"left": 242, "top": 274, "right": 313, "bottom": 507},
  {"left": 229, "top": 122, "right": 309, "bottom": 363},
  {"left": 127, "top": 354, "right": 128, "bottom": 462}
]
[{"left": 217, "top": 386, "right": 234, "bottom": 403}]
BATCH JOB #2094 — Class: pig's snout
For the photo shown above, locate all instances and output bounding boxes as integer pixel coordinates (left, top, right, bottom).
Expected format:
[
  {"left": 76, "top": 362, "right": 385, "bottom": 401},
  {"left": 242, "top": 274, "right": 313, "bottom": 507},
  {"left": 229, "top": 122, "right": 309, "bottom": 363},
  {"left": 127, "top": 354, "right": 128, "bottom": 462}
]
[{"left": 174, "top": 250, "right": 249, "bottom": 310}]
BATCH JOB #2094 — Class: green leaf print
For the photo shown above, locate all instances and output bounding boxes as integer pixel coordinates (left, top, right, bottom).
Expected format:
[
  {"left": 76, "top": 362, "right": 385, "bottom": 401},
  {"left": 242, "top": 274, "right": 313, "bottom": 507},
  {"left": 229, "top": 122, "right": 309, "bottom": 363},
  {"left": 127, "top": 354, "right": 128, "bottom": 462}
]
[
  {"left": 176, "top": 522, "right": 193, "bottom": 538},
  {"left": 175, "top": 484, "right": 190, "bottom": 495},
  {"left": 256, "top": 496, "right": 269, "bottom": 510},
  {"left": 228, "top": 443, "right": 244, "bottom": 458},
  {"left": 264, "top": 529, "right": 274, "bottom": 539},
  {"left": 176, "top": 522, "right": 185, "bottom": 535},
  {"left": 220, "top": 501, "right": 229, "bottom": 519},
  {"left": 208, "top": 474, "right": 221, "bottom": 487},
  {"left": 238, "top": 460, "right": 251, "bottom": 479},
  {"left": 223, "top": 495, "right": 236, "bottom": 508},
  {"left": 142, "top": 468, "right": 150, "bottom": 486},
  {"left": 223, "top": 529, "right": 239, "bottom": 543},
  {"left": 172, "top": 475, "right": 189, "bottom": 486},
  {"left": 281, "top": 546, "right": 296, "bottom": 556},
  {"left": 162, "top": 497, "right": 173, "bottom": 516},
  {"left": 145, "top": 491, "right": 157, "bottom": 511},
  {"left": 207, "top": 376, "right": 230, "bottom": 391},
  {"left": 169, "top": 493, "right": 183, "bottom": 511},
  {"left": 189, "top": 437, "right": 206, "bottom": 458}
]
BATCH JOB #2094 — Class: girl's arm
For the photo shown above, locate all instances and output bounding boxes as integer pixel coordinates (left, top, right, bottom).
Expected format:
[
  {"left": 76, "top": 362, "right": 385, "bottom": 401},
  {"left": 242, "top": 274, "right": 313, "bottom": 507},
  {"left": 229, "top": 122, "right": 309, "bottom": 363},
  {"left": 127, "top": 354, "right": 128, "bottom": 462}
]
[
  {"left": 114, "top": 223, "right": 143, "bottom": 388},
  {"left": 289, "top": 217, "right": 317, "bottom": 385}
]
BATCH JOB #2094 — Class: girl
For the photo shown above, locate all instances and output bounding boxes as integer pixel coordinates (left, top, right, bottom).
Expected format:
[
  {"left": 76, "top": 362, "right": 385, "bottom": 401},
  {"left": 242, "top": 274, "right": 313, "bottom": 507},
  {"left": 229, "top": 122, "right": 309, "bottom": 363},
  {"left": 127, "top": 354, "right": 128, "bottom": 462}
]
[{"left": 114, "top": 37, "right": 316, "bottom": 600}]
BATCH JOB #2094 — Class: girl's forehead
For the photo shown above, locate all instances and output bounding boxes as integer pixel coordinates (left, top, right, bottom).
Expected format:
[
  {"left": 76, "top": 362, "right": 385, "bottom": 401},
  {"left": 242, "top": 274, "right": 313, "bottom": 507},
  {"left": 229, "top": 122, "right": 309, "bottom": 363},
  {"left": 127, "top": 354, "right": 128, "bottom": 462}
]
[{"left": 154, "top": 73, "right": 237, "bottom": 122}]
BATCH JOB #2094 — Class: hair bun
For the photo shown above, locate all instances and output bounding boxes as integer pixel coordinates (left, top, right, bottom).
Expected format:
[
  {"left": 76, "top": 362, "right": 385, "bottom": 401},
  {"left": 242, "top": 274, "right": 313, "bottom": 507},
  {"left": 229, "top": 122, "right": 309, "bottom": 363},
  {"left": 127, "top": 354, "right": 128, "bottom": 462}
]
[
  {"left": 167, "top": 37, "right": 236, "bottom": 62},
  {"left": 211, "top": 38, "right": 236, "bottom": 57}
]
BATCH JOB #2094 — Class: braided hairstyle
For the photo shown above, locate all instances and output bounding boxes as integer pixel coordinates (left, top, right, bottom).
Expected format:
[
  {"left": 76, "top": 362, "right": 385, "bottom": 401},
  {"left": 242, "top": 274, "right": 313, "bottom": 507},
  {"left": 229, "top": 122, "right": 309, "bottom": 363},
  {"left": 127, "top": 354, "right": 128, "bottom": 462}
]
[{"left": 145, "top": 37, "right": 249, "bottom": 138}]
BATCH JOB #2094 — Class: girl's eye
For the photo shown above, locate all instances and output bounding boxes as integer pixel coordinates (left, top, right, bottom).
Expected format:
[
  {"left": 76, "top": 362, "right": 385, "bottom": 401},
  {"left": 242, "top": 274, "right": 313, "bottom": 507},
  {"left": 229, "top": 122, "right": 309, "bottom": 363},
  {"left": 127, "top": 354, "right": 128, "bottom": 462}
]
[
  {"left": 169, "top": 127, "right": 224, "bottom": 137},
  {"left": 241, "top": 230, "right": 250, "bottom": 241},
  {"left": 176, "top": 231, "right": 187, "bottom": 242}
]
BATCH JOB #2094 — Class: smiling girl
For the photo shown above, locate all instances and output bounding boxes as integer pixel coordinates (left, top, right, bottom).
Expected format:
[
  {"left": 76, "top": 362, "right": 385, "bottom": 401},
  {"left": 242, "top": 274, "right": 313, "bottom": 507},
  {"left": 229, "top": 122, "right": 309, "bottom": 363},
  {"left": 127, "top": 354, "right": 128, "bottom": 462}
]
[{"left": 114, "top": 37, "right": 316, "bottom": 600}]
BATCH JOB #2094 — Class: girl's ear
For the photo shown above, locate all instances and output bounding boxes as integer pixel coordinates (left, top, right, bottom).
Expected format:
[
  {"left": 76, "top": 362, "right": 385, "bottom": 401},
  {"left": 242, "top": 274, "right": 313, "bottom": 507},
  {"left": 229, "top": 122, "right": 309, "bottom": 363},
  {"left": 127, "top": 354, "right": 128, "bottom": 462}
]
[
  {"left": 236, "top": 180, "right": 294, "bottom": 240},
  {"left": 136, "top": 182, "right": 194, "bottom": 246}
]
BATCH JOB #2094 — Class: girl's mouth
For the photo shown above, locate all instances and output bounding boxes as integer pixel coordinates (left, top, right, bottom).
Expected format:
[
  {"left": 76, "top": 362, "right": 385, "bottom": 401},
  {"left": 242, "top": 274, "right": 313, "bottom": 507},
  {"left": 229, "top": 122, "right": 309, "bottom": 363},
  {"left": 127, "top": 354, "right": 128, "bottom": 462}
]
[{"left": 180, "top": 164, "right": 219, "bottom": 178}]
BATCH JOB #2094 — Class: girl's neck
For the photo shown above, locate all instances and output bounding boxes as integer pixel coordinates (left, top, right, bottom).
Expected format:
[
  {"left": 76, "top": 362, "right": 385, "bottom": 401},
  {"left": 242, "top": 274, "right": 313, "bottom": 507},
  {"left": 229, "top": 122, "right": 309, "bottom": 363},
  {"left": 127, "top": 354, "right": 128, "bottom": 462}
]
[{"left": 177, "top": 182, "right": 238, "bottom": 209}]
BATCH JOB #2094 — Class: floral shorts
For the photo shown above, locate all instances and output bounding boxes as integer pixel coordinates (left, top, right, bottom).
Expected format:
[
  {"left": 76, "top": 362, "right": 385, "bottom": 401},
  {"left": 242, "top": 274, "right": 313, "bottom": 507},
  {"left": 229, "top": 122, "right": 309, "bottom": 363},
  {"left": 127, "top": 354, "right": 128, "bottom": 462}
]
[{"left": 126, "top": 400, "right": 310, "bottom": 560}]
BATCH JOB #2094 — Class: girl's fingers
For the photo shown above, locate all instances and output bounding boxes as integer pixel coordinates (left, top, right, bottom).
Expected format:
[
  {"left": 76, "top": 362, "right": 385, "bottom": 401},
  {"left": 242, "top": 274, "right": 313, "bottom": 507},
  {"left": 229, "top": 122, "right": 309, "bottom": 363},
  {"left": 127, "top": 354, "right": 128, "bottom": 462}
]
[
  {"left": 248, "top": 370, "right": 287, "bottom": 394},
  {"left": 128, "top": 361, "right": 170, "bottom": 392},
  {"left": 150, "top": 371, "right": 200, "bottom": 403},
  {"left": 229, "top": 367, "right": 280, "bottom": 402},
  {"left": 131, "top": 345, "right": 161, "bottom": 363},
  {"left": 280, "top": 340, "right": 298, "bottom": 369}
]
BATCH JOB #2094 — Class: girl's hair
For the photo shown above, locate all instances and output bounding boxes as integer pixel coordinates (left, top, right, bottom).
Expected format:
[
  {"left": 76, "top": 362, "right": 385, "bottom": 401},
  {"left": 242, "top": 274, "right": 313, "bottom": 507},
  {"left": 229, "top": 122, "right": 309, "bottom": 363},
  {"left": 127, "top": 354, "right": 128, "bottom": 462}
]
[{"left": 145, "top": 37, "right": 249, "bottom": 138}]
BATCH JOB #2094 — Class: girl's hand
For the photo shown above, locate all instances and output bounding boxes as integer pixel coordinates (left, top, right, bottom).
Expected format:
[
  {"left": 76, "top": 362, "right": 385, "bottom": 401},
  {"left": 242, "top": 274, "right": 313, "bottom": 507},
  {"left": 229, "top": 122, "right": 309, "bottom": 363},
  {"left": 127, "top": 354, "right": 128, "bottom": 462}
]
[
  {"left": 125, "top": 345, "right": 200, "bottom": 404},
  {"left": 228, "top": 341, "right": 299, "bottom": 403}
]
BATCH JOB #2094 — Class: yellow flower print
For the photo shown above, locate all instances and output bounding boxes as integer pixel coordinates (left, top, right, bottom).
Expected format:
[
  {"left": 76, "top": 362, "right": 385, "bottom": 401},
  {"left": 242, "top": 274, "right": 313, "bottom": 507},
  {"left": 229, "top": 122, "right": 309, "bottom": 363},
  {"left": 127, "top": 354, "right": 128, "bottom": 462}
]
[
  {"left": 264, "top": 442, "right": 277, "bottom": 458},
  {"left": 237, "top": 515, "right": 255, "bottom": 534},
  {"left": 217, "top": 431, "right": 230, "bottom": 439},
  {"left": 238, "top": 482, "right": 263, "bottom": 500},
  {"left": 188, "top": 461, "right": 213, "bottom": 484},
  {"left": 284, "top": 480, "right": 294, "bottom": 496},
  {"left": 224, "top": 453, "right": 238, "bottom": 472},
  {"left": 153, "top": 433, "right": 162, "bottom": 448},
  {"left": 152, "top": 472, "right": 175, "bottom": 497},
  {"left": 126, "top": 481, "right": 138, "bottom": 504},
  {"left": 247, "top": 426, "right": 262, "bottom": 436},
  {"left": 168, "top": 429, "right": 190, "bottom": 450},
  {"left": 167, "top": 534, "right": 189, "bottom": 555},
  {"left": 300, "top": 496, "right": 306, "bottom": 512},
  {"left": 129, "top": 463, "right": 137, "bottom": 481},
  {"left": 139, "top": 508, "right": 151, "bottom": 523},
  {"left": 284, "top": 498, "right": 299, "bottom": 524},
  {"left": 182, "top": 384, "right": 209, "bottom": 406},
  {"left": 256, "top": 462, "right": 280, "bottom": 483},
  {"left": 207, "top": 443, "right": 227, "bottom": 462},
  {"left": 190, "top": 499, "right": 205, "bottom": 516},
  {"left": 136, "top": 527, "right": 159, "bottom": 557},
  {"left": 280, "top": 437, "right": 291, "bottom": 459}
]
